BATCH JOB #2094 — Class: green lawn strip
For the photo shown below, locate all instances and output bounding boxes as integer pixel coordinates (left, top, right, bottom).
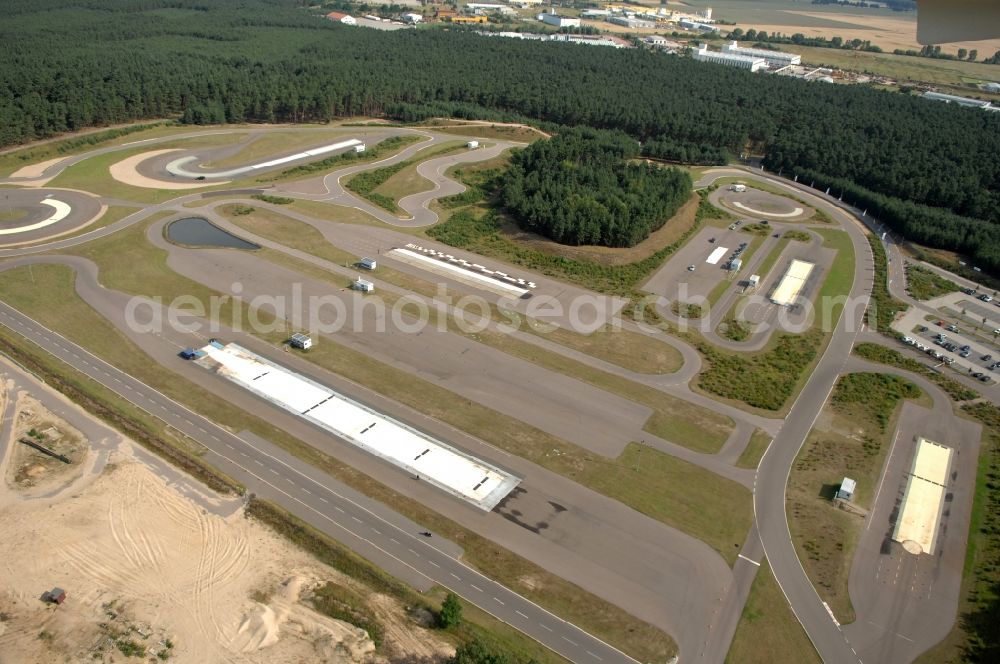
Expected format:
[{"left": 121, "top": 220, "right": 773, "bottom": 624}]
[
  {"left": 724, "top": 560, "right": 821, "bottom": 664},
  {"left": 46, "top": 135, "right": 246, "bottom": 203},
  {"left": 0, "top": 122, "right": 178, "bottom": 176},
  {"left": 789, "top": 43, "right": 999, "bottom": 86},
  {"left": 788, "top": 372, "right": 921, "bottom": 623},
  {"left": 0, "top": 263, "right": 674, "bottom": 663},
  {"left": 906, "top": 263, "right": 961, "bottom": 301},
  {"left": 784, "top": 230, "right": 812, "bottom": 242},
  {"left": 754, "top": 237, "right": 791, "bottom": 284},
  {"left": 853, "top": 344, "right": 978, "bottom": 402},
  {"left": 712, "top": 176, "right": 833, "bottom": 224},
  {"left": 261, "top": 135, "right": 423, "bottom": 183},
  {"left": 866, "top": 235, "right": 909, "bottom": 335},
  {"left": 736, "top": 429, "right": 773, "bottom": 470}
]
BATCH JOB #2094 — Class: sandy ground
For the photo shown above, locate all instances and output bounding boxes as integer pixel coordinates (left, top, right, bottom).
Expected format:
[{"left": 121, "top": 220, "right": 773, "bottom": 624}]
[
  {"left": 736, "top": 11, "right": 1000, "bottom": 54},
  {"left": 108, "top": 149, "right": 229, "bottom": 189},
  {"left": 9, "top": 157, "right": 66, "bottom": 183},
  {"left": 0, "top": 387, "right": 453, "bottom": 663}
]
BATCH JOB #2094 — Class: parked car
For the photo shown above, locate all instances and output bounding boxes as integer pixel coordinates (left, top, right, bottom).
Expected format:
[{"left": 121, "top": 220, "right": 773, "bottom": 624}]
[
  {"left": 980, "top": 294, "right": 993, "bottom": 302},
  {"left": 973, "top": 372, "right": 985, "bottom": 379},
  {"left": 960, "top": 350, "right": 972, "bottom": 358},
  {"left": 980, "top": 375, "right": 991, "bottom": 382},
  {"left": 709, "top": 237, "right": 716, "bottom": 243},
  {"left": 982, "top": 354, "right": 993, "bottom": 362},
  {"left": 948, "top": 324, "right": 960, "bottom": 332},
  {"left": 919, "top": 325, "right": 929, "bottom": 332},
  {"left": 687, "top": 265, "right": 696, "bottom": 272},
  {"left": 961, "top": 345, "right": 971, "bottom": 352},
  {"left": 962, "top": 287, "right": 977, "bottom": 296}
]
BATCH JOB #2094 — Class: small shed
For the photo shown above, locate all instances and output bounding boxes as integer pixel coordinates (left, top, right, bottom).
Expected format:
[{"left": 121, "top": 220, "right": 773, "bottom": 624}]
[
  {"left": 359, "top": 257, "right": 377, "bottom": 270},
  {"left": 729, "top": 258, "right": 742, "bottom": 272},
  {"left": 730, "top": 184, "right": 747, "bottom": 193},
  {"left": 46, "top": 588, "right": 67, "bottom": 605},
  {"left": 354, "top": 143, "right": 366, "bottom": 153},
  {"left": 353, "top": 278, "right": 375, "bottom": 293},
  {"left": 748, "top": 274, "right": 760, "bottom": 289},
  {"left": 837, "top": 477, "right": 856, "bottom": 501},
  {"left": 466, "top": 140, "right": 479, "bottom": 149},
  {"left": 290, "top": 333, "right": 312, "bottom": 350}
]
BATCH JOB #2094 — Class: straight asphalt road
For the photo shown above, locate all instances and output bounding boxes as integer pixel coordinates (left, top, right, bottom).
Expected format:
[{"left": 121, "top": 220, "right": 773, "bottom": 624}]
[{"left": 0, "top": 301, "right": 637, "bottom": 664}]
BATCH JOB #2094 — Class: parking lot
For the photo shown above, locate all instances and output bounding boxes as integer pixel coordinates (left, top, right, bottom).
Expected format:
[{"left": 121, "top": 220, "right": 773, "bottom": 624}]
[{"left": 901, "top": 325, "right": 997, "bottom": 384}]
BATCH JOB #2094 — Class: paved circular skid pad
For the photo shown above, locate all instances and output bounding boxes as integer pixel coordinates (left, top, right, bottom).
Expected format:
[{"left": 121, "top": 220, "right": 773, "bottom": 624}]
[
  {"left": 718, "top": 187, "right": 814, "bottom": 221},
  {"left": 0, "top": 189, "right": 103, "bottom": 245}
]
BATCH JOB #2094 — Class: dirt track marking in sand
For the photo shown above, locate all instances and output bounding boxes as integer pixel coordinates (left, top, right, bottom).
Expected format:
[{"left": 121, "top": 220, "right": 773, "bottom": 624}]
[{"left": 109, "top": 149, "right": 230, "bottom": 189}]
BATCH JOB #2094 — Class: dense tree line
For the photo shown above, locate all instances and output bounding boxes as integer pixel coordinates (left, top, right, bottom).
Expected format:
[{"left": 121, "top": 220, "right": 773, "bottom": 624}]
[
  {"left": 2, "top": 0, "right": 1000, "bottom": 270},
  {"left": 500, "top": 129, "right": 692, "bottom": 247}
]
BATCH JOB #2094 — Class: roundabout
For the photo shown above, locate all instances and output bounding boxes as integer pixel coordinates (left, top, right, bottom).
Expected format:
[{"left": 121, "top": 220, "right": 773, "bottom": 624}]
[{"left": 0, "top": 189, "right": 103, "bottom": 245}]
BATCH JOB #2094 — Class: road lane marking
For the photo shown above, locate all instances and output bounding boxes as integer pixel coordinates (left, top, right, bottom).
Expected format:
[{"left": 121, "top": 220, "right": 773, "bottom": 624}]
[
  {"left": 586, "top": 651, "right": 602, "bottom": 660},
  {"left": 540, "top": 624, "right": 553, "bottom": 632},
  {"left": 470, "top": 584, "right": 482, "bottom": 592},
  {"left": 450, "top": 573, "right": 460, "bottom": 580},
  {"left": 515, "top": 610, "right": 528, "bottom": 619},
  {"left": 493, "top": 597, "right": 504, "bottom": 606},
  {"left": 738, "top": 554, "right": 761, "bottom": 566},
  {"left": 562, "top": 636, "right": 577, "bottom": 646}
]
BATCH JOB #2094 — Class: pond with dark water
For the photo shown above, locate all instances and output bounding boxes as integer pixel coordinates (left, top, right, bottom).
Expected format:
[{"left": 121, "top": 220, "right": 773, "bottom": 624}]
[{"left": 166, "top": 217, "right": 260, "bottom": 250}]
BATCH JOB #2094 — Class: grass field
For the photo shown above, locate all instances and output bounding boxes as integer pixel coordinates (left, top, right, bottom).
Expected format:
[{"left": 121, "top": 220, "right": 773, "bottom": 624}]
[
  {"left": 372, "top": 141, "right": 469, "bottom": 204},
  {"left": 737, "top": 429, "right": 773, "bottom": 470},
  {"left": 0, "top": 121, "right": 183, "bottom": 176},
  {"left": 46, "top": 135, "right": 245, "bottom": 203},
  {"left": 784, "top": 44, "right": 1000, "bottom": 86},
  {"left": 418, "top": 122, "right": 544, "bottom": 143},
  {"left": 345, "top": 142, "right": 467, "bottom": 214},
  {"left": 906, "top": 263, "right": 961, "bottom": 301},
  {"left": 725, "top": 560, "right": 821, "bottom": 664},
  {"left": 203, "top": 129, "right": 359, "bottom": 169},
  {"left": 0, "top": 262, "right": 676, "bottom": 663},
  {"left": 788, "top": 372, "right": 921, "bottom": 623}
]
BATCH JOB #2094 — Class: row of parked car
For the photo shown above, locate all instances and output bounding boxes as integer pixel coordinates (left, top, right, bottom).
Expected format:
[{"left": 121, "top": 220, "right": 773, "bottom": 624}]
[{"left": 901, "top": 334, "right": 993, "bottom": 382}]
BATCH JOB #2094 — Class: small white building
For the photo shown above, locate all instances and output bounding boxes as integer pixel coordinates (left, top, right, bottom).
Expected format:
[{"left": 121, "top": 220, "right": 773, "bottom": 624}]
[
  {"left": 353, "top": 277, "right": 375, "bottom": 293},
  {"left": 748, "top": 274, "right": 760, "bottom": 289},
  {"left": 325, "top": 11, "right": 357, "bottom": 26},
  {"left": 538, "top": 13, "right": 581, "bottom": 28},
  {"left": 837, "top": 477, "right": 856, "bottom": 501},
  {"left": 693, "top": 44, "right": 766, "bottom": 72},
  {"left": 679, "top": 19, "right": 717, "bottom": 33},
  {"left": 466, "top": 140, "right": 479, "bottom": 149},
  {"left": 730, "top": 183, "right": 746, "bottom": 192},
  {"left": 403, "top": 12, "right": 423, "bottom": 24},
  {"left": 359, "top": 257, "right": 377, "bottom": 270},
  {"left": 290, "top": 332, "right": 313, "bottom": 350},
  {"left": 581, "top": 9, "right": 611, "bottom": 18},
  {"left": 729, "top": 258, "right": 742, "bottom": 272},
  {"left": 354, "top": 143, "right": 366, "bottom": 153}
]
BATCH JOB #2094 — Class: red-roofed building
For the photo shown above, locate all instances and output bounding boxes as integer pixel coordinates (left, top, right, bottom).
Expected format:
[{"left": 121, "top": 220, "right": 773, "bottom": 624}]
[{"left": 325, "top": 11, "right": 357, "bottom": 26}]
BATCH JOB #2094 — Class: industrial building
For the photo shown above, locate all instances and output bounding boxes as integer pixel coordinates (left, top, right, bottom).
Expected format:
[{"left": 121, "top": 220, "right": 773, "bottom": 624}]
[
  {"left": 198, "top": 343, "right": 521, "bottom": 510},
  {"left": 325, "top": 11, "right": 357, "bottom": 26},
  {"left": 923, "top": 91, "right": 997, "bottom": 110},
  {"left": 770, "top": 259, "right": 815, "bottom": 306},
  {"left": 679, "top": 19, "right": 717, "bottom": 33},
  {"left": 893, "top": 438, "right": 953, "bottom": 555},
  {"left": 538, "top": 13, "right": 581, "bottom": 28},
  {"left": 353, "top": 277, "right": 375, "bottom": 292},
  {"left": 693, "top": 44, "right": 766, "bottom": 72},
  {"left": 609, "top": 16, "right": 655, "bottom": 29},
  {"left": 722, "top": 41, "right": 801, "bottom": 68}
]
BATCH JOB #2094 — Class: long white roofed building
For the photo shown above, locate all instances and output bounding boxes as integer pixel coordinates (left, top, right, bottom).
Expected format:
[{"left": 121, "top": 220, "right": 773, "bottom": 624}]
[
  {"left": 721, "top": 41, "right": 801, "bottom": 68},
  {"left": 693, "top": 44, "right": 766, "bottom": 71}
]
